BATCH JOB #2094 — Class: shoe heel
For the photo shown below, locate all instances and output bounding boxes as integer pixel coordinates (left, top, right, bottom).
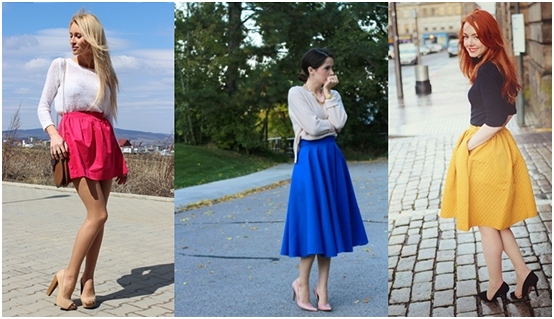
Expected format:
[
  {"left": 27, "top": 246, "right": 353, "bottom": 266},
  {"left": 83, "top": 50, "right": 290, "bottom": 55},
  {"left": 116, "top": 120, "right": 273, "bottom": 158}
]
[
  {"left": 533, "top": 284, "right": 539, "bottom": 296},
  {"left": 46, "top": 275, "right": 58, "bottom": 296}
]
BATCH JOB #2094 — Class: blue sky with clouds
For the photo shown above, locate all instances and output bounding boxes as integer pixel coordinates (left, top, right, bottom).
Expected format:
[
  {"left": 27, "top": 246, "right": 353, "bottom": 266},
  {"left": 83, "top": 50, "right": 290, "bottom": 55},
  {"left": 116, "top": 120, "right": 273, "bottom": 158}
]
[{"left": 2, "top": 2, "right": 174, "bottom": 134}]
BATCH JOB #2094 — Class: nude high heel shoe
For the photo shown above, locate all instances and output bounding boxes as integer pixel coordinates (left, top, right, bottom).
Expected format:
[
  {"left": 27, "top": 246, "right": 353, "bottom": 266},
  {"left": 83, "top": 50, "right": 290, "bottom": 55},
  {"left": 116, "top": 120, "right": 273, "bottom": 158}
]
[
  {"left": 45, "top": 269, "right": 76, "bottom": 310},
  {"left": 80, "top": 278, "right": 96, "bottom": 309},
  {"left": 313, "top": 285, "right": 332, "bottom": 311},
  {"left": 291, "top": 279, "right": 317, "bottom": 312}
]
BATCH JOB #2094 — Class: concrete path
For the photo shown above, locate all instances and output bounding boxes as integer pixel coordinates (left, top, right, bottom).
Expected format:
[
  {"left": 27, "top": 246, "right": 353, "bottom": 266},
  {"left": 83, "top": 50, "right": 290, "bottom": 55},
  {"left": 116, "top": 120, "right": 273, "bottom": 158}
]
[
  {"left": 174, "top": 163, "right": 294, "bottom": 210},
  {"left": 2, "top": 182, "right": 174, "bottom": 317},
  {"left": 174, "top": 161, "right": 388, "bottom": 316},
  {"left": 388, "top": 57, "right": 552, "bottom": 317}
]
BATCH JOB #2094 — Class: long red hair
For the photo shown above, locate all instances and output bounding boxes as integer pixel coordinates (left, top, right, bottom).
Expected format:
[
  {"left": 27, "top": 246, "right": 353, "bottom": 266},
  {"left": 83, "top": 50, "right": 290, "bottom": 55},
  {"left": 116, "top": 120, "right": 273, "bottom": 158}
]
[{"left": 458, "top": 9, "right": 520, "bottom": 104}]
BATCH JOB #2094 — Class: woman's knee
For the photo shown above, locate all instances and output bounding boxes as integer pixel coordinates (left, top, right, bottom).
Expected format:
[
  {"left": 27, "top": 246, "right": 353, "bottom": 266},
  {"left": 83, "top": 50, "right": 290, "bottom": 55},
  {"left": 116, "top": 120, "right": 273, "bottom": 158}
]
[{"left": 87, "top": 209, "right": 108, "bottom": 225}]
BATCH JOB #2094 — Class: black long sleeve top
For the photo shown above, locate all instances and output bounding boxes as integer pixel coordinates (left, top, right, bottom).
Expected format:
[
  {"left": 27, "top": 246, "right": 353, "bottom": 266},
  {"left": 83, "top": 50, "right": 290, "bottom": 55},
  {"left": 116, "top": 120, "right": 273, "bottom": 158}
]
[{"left": 468, "top": 61, "right": 517, "bottom": 127}]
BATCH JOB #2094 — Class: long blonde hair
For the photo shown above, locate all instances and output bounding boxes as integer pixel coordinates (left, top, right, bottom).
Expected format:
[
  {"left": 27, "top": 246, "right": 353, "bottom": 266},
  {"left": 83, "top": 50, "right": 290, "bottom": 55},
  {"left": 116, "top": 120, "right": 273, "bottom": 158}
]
[{"left": 70, "top": 10, "right": 119, "bottom": 120}]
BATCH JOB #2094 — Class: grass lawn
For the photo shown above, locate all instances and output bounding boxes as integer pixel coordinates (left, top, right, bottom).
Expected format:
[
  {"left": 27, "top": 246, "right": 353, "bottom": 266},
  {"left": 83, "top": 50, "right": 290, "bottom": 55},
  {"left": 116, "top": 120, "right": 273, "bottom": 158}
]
[{"left": 174, "top": 143, "right": 288, "bottom": 189}]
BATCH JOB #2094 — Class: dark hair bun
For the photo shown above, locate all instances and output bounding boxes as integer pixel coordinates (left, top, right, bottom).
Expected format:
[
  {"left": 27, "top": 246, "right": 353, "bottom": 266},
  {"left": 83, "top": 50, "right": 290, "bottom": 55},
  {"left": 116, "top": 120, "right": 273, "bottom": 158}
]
[{"left": 298, "top": 71, "right": 308, "bottom": 82}]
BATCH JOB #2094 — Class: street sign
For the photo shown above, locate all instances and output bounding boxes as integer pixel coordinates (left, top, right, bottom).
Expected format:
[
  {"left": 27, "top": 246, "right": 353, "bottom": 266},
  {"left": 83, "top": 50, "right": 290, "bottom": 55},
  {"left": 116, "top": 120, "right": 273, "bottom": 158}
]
[{"left": 511, "top": 14, "right": 525, "bottom": 55}]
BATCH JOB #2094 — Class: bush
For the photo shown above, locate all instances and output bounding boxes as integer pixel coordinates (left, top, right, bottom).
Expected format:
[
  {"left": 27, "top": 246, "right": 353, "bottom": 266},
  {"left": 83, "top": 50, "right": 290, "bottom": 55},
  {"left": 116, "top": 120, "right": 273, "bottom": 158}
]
[{"left": 1, "top": 145, "right": 173, "bottom": 198}]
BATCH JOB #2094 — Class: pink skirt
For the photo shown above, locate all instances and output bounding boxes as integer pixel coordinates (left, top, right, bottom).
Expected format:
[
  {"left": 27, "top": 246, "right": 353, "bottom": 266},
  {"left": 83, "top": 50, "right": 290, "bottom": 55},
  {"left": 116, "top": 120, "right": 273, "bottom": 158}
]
[{"left": 59, "top": 111, "right": 128, "bottom": 181}]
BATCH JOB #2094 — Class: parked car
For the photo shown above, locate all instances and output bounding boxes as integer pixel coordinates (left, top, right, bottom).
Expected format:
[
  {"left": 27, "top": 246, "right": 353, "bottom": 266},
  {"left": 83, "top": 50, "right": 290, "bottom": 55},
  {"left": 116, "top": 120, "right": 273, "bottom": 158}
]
[
  {"left": 399, "top": 43, "right": 418, "bottom": 65},
  {"left": 447, "top": 39, "right": 460, "bottom": 57},
  {"left": 419, "top": 45, "right": 430, "bottom": 56},
  {"left": 427, "top": 43, "right": 443, "bottom": 53}
]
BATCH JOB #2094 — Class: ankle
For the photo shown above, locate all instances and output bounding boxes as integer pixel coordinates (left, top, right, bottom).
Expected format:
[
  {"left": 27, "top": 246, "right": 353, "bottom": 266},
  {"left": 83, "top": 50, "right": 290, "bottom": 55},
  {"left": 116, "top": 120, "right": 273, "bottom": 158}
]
[
  {"left": 296, "top": 279, "right": 309, "bottom": 288},
  {"left": 487, "top": 279, "right": 504, "bottom": 289}
]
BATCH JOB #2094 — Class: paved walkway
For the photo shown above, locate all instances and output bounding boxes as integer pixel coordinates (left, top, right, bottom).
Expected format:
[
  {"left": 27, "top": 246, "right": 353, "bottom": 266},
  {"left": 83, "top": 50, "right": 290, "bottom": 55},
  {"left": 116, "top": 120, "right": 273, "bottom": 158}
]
[
  {"left": 174, "top": 163, "right": 294, "bottom": 210},
  {"left": 388, "top": 59, "right": 552, "bottom": 316},
  {"left": 174, "top": 161, "right": 388, "bottom": 316},
  {"left": 2, "top": 182, "right": 174, "bottom": 316}
]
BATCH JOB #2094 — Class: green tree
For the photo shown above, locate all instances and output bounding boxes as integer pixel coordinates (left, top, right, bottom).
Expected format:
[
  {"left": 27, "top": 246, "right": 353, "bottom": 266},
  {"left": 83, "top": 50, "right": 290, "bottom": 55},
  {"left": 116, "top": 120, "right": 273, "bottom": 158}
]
[{"left": 174, "top": 2, "right": 388, "bottom": 156}]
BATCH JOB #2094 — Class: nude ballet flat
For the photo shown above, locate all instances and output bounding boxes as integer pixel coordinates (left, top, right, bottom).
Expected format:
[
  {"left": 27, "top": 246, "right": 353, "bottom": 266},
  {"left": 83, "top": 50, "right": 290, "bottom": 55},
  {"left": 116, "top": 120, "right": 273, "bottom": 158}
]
[
  {"left": 45, "top": 269, "right": 76, "bottom": 310},
  {"left": 291, "top": 279, "right": 317, "bottom": 312}
]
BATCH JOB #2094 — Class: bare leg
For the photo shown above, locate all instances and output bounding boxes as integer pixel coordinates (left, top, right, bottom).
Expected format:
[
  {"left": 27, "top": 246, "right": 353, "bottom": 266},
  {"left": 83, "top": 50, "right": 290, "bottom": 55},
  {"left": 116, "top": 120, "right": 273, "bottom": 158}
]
[
  {"left": 499, "top": 228, "right": 531, "bottom": 297},
  {"left": 61, "top": 178, "right": 109, "bottom": 300},
  {"left": 316, "top": 255, "right": 331, "bottom": 305},
  {"left": 297, "top": 255, "right": 315, "bottom": 303},
  {"left": 81, "top": 179, "right": 112, "bottom": 298},
  {"left": 478, "top": 226, "right": 504, "bottom": 300}
]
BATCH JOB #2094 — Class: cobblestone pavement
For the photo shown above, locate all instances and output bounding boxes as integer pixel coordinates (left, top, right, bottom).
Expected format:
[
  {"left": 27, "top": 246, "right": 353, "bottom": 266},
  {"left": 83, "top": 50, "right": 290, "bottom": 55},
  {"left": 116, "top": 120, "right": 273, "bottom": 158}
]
[
  {"left": 388, "top": 59, "right": 552, "bottom": 316},
  {"left": 2, "top": 182, "right": 174, "bottom": 317}
]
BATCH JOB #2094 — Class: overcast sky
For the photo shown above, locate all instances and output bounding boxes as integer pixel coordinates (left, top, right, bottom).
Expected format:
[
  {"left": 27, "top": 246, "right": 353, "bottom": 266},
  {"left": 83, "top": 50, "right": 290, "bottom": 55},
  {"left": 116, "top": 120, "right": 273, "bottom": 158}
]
[{"left": 2, "top": 2, "right": 174, "bottom": 134}]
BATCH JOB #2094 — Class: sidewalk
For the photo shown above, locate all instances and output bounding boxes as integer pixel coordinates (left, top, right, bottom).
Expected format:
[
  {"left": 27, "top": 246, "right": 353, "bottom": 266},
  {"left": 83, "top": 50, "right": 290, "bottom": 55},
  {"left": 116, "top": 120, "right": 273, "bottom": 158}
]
[
  {"left": 174, "top": 163, "right": 294, "bottom": 210},
  {"left": 388, "top": 62, "right": 552, "bottom": 316},
  {"left": 2, "top": 182, "right": 174, "bottom": 316}
]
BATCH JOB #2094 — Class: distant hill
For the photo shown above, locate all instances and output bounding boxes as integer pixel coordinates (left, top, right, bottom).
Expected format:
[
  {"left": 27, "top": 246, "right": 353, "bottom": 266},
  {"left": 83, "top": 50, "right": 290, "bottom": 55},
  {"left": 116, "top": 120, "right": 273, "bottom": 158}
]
[{"left": 3, "top": 128, "right": 173, "bottom": 145}]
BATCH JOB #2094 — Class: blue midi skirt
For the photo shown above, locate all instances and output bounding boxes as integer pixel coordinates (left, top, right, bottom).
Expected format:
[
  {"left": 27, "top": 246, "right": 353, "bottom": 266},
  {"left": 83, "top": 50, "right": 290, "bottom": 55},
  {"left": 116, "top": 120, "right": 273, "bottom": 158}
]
[{"left": 280, "top": 136, "right": 369, "bottom": 258}]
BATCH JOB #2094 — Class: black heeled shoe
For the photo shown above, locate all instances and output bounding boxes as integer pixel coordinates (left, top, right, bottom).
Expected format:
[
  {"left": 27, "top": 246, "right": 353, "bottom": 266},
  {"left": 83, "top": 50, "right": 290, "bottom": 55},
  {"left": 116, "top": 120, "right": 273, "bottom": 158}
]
[
  {"left": 510, "top": 271, "right": 539, "bottom": 300},
  {"left": 478, "top": 282, "right": 509, "bottom": 302}
]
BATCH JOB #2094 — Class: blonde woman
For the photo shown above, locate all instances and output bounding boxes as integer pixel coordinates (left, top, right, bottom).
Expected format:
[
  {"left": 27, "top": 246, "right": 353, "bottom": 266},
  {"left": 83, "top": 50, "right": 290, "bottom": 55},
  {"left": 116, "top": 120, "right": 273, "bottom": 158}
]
[{"left": 38, "top": 11, "right": 128, "bottom": 310}]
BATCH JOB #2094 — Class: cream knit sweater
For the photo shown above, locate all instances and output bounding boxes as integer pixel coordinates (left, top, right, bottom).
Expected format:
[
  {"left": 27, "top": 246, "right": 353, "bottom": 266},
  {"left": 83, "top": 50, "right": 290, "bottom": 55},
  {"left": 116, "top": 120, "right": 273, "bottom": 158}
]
[{"left": 288, "top": 86, "right": 347, "bottom": 163}]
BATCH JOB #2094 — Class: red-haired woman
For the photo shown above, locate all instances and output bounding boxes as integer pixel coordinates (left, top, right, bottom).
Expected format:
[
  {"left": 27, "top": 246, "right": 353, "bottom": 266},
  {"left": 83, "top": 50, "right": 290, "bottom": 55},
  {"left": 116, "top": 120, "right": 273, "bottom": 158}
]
[{"left": 440, "top": 9, "right": 538, "bottom": 302}]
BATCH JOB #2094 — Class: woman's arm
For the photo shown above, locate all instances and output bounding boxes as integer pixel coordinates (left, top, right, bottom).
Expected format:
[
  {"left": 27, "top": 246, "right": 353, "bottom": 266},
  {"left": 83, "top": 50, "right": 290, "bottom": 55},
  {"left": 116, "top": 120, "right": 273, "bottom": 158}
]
[
  {"left": 37, "top": 59, "right": 63, "bottom": 131},
  {"left": 324, "top": 90, "right": 347, "bottom": 132},
  {"left": 468, "top": 63, "right": 515, "bottom": 151},
  {"left": 37, "top": 58, "right": 67, "bottom": 158},
  {"left": 288, "top": 87, "right": 336, "bottom": 136},
  {"left": 467, "top": 115, "right": 513, "bottom": 151}
]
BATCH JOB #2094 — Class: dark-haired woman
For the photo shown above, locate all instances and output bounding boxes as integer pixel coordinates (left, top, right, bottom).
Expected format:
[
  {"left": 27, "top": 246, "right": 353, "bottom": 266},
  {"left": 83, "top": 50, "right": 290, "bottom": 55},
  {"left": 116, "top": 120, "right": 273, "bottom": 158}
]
[
  {"left": 440, "top": 9, "right": 538, "bottom": 302},
  {"left": 280, "top": 48, "right": 368, "bottom": 312}
]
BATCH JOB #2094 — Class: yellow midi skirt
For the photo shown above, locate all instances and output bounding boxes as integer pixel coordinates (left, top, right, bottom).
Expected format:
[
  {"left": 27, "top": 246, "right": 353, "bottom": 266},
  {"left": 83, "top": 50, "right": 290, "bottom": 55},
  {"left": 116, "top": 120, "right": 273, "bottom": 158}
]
[{"left": 440, "top": 126, "right": 537, "bottom": 231}]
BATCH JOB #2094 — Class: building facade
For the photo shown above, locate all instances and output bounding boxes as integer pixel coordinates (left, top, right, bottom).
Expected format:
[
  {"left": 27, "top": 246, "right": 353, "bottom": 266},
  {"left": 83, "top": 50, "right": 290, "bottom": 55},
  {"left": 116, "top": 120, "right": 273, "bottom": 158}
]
[
  {"left": 495, "top": 2, "right": 552, "bottom": 128},
  {"left": 392, "top": 2, "right": 477, "bottom": 48}
]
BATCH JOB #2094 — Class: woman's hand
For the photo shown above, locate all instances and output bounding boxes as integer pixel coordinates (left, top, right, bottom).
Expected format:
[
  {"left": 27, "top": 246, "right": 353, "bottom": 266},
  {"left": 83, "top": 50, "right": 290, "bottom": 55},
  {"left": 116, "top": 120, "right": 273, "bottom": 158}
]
[
  {"left": 115, "top": 173, "right": 128, "bottom": 185},
  {"left": 323, "top": 73, "right": 339, "bottom": 95},
  {"left": 49, "top": 131, "right": 68, "bottom": 160}
]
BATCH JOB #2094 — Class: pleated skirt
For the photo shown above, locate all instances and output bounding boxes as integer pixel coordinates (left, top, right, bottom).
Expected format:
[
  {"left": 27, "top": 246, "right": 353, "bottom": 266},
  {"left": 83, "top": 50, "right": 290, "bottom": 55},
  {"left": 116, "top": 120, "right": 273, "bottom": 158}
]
[
  {"left": 440, "top": 125, "right": 537, "bottom": 231},
  {"left": 280, "top": 136, "right": 369, "bottom": 258},
  {"left": 59, "top": 111, "right": 128, "bottom": 181}
]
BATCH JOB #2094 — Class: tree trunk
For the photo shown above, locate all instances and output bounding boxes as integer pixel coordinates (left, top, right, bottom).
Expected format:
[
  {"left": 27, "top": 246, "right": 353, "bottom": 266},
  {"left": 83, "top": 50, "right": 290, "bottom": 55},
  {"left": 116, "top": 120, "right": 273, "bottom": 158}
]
[{"left": 225, "top": 2, "right": 242, "bottom": 96}]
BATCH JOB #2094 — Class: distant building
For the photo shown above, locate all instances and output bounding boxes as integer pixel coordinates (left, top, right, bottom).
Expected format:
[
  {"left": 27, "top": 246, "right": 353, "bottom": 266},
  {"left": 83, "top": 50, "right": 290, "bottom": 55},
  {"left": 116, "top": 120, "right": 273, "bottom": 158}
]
[
  {"left": 390, "top": 2, "right": 478, "bottom": 48},
  {"left": 118, "top": 139, "right": 133, "bottom": 154}
]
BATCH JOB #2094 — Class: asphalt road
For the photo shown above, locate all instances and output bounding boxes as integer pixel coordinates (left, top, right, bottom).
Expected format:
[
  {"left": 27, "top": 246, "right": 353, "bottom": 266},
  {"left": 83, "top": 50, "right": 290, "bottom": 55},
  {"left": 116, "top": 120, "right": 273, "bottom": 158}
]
[{"left": 174, "top": 161, "right": 388, "bottom": 317}]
